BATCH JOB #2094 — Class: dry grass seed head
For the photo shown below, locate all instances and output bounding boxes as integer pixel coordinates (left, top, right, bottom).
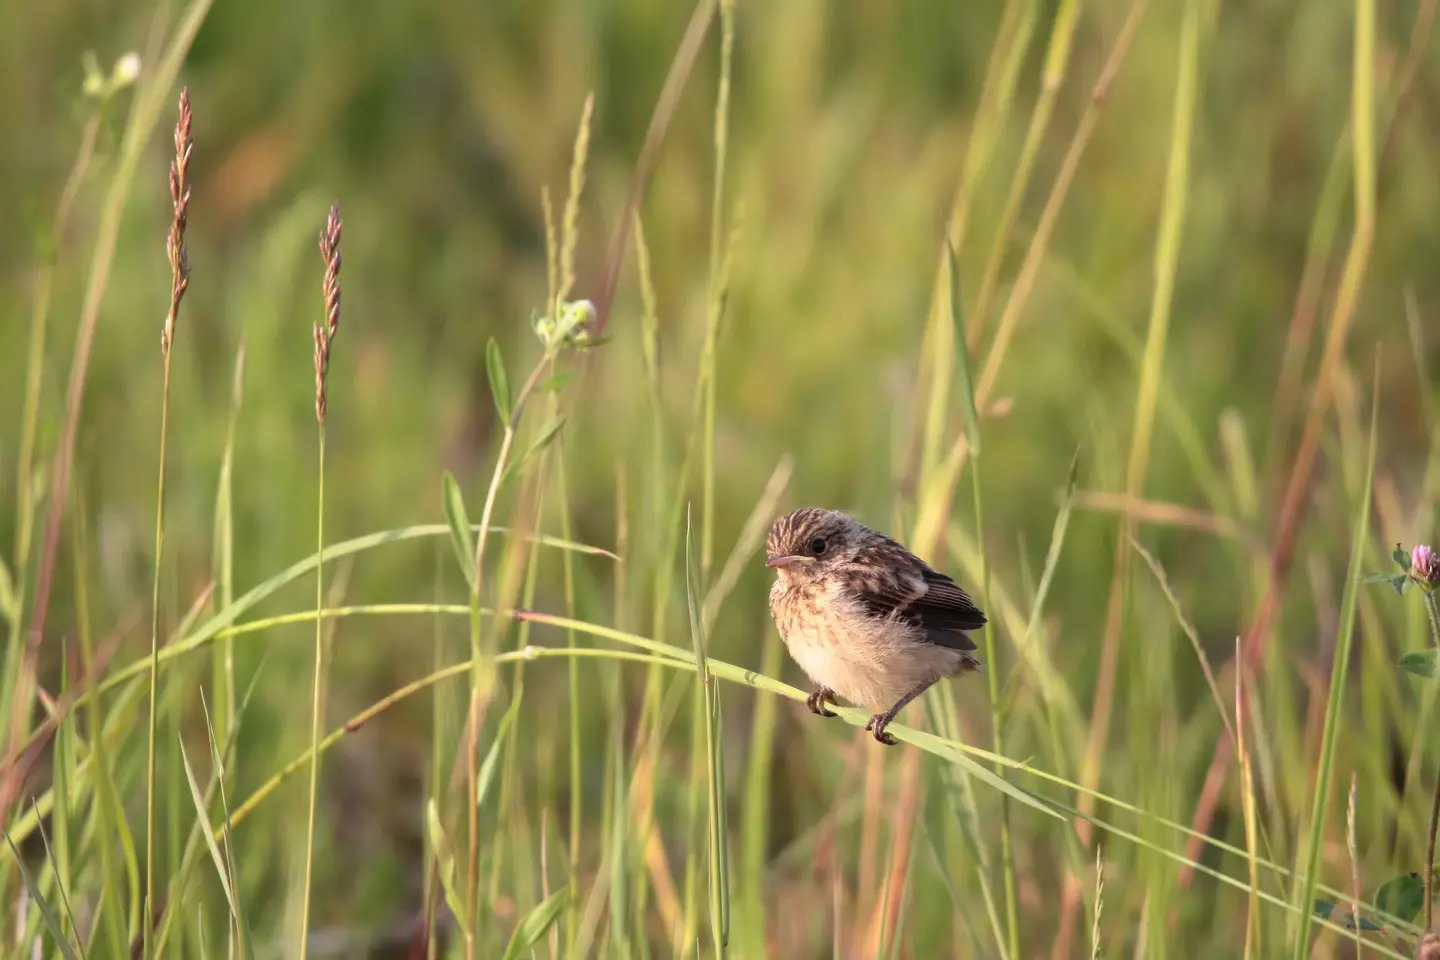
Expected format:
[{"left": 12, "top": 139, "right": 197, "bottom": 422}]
[
  {"left": 314, "top": 202, "right": 342, "bottom": 424},
  {"left": 162, "top": 87, "right": 192, "bottom": 355}
]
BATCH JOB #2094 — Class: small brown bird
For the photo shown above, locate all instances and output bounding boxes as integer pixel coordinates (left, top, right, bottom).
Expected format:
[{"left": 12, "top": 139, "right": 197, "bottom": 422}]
[{"left": 765, "top": 507, "right": 987, "bottom": 745}]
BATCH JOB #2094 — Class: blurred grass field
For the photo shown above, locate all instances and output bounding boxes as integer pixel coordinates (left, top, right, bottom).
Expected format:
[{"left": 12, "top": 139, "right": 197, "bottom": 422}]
[{"left": 5, "top": 0, "right": 1440, "bottom": 956}]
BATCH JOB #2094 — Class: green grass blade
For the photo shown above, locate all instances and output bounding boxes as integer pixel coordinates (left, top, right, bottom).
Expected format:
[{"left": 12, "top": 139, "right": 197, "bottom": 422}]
[
  {"left": 946, "top": 240, "right": 981, "bottom": 456},
  {"left": 477, "top": 686, "right": 523, "bottom": 813},
  {"left": 1291, "top": 365, "right": 1379, "bottom": 954},
  {"left": 4, "top": 829, "right": 84, "bottom": 960},
  {"left": 684, "top": 508, "right": 729, "bottom": 953},
  {"left": 443, "top": 473, "right": 478, "bottom": 592},
  {"left": 502, "top": 885, "right": 571, "bottom": 960},
  {"left": 427, "top": 798, "right": 473, "bottom": 940},
  {"left": 486, "top": 337, "right": 513, "bottom": 425},
  {"left": 178, "top": 736, "right": 242, "bottom": 928}
]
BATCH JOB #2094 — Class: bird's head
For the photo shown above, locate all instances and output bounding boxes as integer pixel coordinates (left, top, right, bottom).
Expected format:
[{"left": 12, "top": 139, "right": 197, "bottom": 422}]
[{"left": 765, "top": 507, "right": 864, "bottom": 581}]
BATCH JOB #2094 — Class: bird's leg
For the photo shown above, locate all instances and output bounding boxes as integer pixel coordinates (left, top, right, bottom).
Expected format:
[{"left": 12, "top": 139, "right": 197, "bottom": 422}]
[
  {"left": 865, "top": 678, "right": 938, "bottom": 745},
  {"left": 806, "top": 686, "right": 838, "bottom": 717}
]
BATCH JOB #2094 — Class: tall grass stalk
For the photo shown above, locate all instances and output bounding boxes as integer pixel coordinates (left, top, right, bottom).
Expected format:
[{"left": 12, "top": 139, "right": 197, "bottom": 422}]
[
  {"left": 462, "top": 336, "right": 562, "bottom": 954},
  {"left": 212, "top": 341, "right": 246, "bottom": 746},
  {"left": 916, "top": 0, "right": 1035, "bottom": 483},
  {"left": 170, "top": 627, "right": 1406, "bottom": 957},
  {"left": 1195, "top": 0, "right": 1378, "bottom": 851},
  {"left": 8, "top": 0, "right": 214, "bottom": 834},
  {"left": 1059, "top": 2, "right": 1196, "bottom": 949},
  {"left": 700, "top": 0, "right": 735, "bottom": 578},
  {"left": 300, "top": 203, "right": 343, "bottom": 960},
  {"left": 1291, "top": 361, "right": 1378, "bottom": 955},
  {"left": 556, "top": 95, "right": 594, "bottom": 954},
  {"left": 1236, "top": 638, "right": 1263, "bottom": 958},
  {"left": 947, "top": 244, "right": 1017, "bottom": 953},
  {"left": 966, "top": 0, "right": 1079, "bottom": 346},
  {"left": 1421, "top": 591, "right": 1440, "bottom": 930},
  {"left": 144, "top": 86, "right": 192, "bottom": 960}
]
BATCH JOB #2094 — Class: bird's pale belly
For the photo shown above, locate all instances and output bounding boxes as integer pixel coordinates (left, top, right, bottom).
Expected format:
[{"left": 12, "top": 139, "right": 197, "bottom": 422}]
[{"left": 772, "top": 587, "right": 971, "bottom": 710}]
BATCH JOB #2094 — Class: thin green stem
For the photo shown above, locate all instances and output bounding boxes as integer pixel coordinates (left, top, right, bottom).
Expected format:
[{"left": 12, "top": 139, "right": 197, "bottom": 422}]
[
  {"left": 464, "top": 350, "right": 550, "bottom": 957},
  {"left": 972, "top": 451, "right": 1017, "bottom": 955},
  {"left": 700, "top": 0, "right": 735, "bottom": 579},
  {"left": 299, "top": 424, "right": 326, "bottom": 960},
  {"left": 1423, "top": 590, "right": 1440, "bottom": 929},
  {"left": 143, "top": 353, "right": 174, "bottom": 960}
]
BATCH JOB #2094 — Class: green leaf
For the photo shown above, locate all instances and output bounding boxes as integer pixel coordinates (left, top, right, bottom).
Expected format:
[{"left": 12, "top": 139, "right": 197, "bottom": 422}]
[
  {"left": 536, "top": 370, "right": 577, "bottom": 393},
  {"left": 486, "top": 337, "right": 511, "bottom": 425},
  {"left": 179, "top": 736, "right": 244, "bottom": 928},
  {"left": 442, "top": 473, "right": 477, "bottom": 592},
  {"left": 426, "top": 799, "right": 471, "bottom": 937},
  {"left": 2, "top": 831, "right": 83, "bottom": 960},
  {"left": 1364, "top": 572, "right": 1411, "bottom": 596},
  {"left": 500, "top": 417, "right": 567, "bottom": 486},
  {"left": 946, "top": 239, "right": 981, "bottom": 456},
  {"left": 1375, "top": 872, "right": 1425, "bottom": 923},
  {"left": 476, "top": 689, "right": 523, "bottom": 811},
  {"left": 1398, "top": 650, "right": 1438, "bottom": 678},
  {"left": 501, "top": 885, "right": 571, "bottom": 960},
  {"left": 1395, "top": 544, "right": 1410, "bottom": 570},
  {"left": 528, "top": 416, "right": 566, "bottom": 456}
]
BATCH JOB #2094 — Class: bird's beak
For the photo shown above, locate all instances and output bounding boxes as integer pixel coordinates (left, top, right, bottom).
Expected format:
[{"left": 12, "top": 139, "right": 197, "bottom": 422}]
[{"left": 766, "top": 554, "right": 801, "bottom": 568}]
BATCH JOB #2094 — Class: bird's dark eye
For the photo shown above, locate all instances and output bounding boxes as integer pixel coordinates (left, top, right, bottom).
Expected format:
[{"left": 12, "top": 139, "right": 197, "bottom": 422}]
[{"left": 809, "top": 537, "right": 827, "bottom": 555}]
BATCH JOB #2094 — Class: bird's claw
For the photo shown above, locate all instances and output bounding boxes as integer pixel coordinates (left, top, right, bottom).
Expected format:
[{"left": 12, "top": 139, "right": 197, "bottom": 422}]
[
  {"left": 865, "top": 713, "right": 899, "bottom": 745},
  {"left": 806, "top": 688, "right": 838, "bottom": 718}
]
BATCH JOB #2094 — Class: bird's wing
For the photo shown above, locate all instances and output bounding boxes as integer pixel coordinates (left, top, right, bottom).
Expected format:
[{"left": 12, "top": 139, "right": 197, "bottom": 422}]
[{"left": 849, "top": 563, "right": 987, "bottom": 650}]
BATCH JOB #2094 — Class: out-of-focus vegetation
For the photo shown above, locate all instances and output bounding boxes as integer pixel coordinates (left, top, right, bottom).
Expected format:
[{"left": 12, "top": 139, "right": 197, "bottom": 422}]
[{"left": 4, "top": 0, "right": 1440, "bottom": 955}]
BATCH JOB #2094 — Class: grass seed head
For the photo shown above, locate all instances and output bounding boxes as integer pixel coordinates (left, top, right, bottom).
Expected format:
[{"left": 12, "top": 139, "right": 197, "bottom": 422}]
[
  {"left": 314, "top": 202, "right": 343, "bottom": 424},
  {"left": 161, "top": 87, "right": 192, "bottom": 355}
]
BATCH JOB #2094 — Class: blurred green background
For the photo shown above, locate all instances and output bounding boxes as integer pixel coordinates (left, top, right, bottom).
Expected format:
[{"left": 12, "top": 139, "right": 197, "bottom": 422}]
[{"left": 5, "top": 0, "right": 1440, "bottom": 956}]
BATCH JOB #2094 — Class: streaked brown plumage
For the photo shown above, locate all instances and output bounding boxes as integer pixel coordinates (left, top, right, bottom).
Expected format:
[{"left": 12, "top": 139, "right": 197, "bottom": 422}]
[{"left": 765, "top": 507, "right": 987, "bottom": 744}]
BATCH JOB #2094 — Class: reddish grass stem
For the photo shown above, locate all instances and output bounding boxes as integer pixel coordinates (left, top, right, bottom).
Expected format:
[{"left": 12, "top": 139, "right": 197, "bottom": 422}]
[
  {"left": 301, "top": 202, "right": 342, "bottom": 960},
  {"left": 143, "top": 86, "right": 192, "bottom": 960}
]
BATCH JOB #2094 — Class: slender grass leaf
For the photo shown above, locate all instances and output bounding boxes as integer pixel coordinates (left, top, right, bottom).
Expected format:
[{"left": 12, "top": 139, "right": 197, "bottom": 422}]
[
  {"left": 442, "top": 473, "right": 477, "bottom": 592},
  {"left": 501, "top": 417, "right": 568, "bottom": 486},
  {"left": 426, "top": 799, "right": 472, "bottom": 938},
  {"left": 947, "top": 239, "right": 981, "bottom": 455},
  {"left": 685, "top": 506, "right": 729, "bottom": 949},
  {"left": 69, "top": 524, "right": 613, "bottom": 705},
  {"left": 487, "top": 337, "right": 512, "bottom": 424},
  {"left": 477, "top": 687, "right": 523, "bottom": 811},
  {"left": 178, "top": 736, "right": 243, "bottom": 925},
  {"left": 3, "top": 831, "right": 83, "bottom": 960},
  {"left": 502, "top": 885, "right": 572, "bottom": 960},
  {"left": 1292, "top": 364, "right": 1380, "bottom": 955}
]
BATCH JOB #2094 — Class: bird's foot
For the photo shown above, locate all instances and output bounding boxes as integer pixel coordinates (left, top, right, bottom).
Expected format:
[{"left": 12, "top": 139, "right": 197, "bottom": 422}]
[
  {"left": 865, "top": 713, "right": 899, "bottom": 745},
  {"left": 806, "top": 687, "right": 838, "bottom": 718}
]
